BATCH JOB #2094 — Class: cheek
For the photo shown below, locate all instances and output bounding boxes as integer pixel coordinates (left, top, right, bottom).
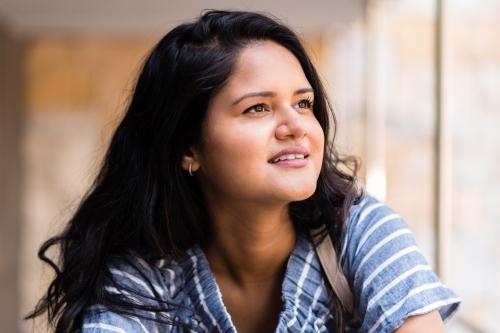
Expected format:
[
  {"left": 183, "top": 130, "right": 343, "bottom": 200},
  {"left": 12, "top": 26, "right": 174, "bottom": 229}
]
[
  {"left": 199, "top": 121, "right": 269, "bottom": 184},
  {"left": 309, "top": 119, "right": 325, "bottom": 168}
]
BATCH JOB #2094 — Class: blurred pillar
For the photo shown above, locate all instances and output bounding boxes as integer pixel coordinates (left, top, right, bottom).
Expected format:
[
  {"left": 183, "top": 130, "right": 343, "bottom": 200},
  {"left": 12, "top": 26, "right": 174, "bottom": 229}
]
[
  {"left": 0, "top": 23, "right": 23, "bottom": 333},
  {"left": 364, "top": 0, "right": 387, "bottom": 202},
  {"left": 435, "top": 0, "right": 452, "bottom": 283}
]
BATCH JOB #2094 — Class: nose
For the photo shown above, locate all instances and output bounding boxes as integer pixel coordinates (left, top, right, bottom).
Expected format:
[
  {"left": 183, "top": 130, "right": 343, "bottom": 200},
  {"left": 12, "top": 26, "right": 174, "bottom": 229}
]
[{"left": 275, "top": 106, "right": 307, "bottom": 140}]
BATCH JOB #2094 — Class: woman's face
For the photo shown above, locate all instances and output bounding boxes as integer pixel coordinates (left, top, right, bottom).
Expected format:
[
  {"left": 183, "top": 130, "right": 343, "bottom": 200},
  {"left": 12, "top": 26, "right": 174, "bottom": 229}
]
[{"left": 190, "top": 41, "right": 324, "bottom": 207}]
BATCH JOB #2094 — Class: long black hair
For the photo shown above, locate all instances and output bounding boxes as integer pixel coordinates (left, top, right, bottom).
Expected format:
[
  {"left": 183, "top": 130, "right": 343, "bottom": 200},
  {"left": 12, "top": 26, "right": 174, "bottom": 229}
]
[{"left": 27, "top": 10, "right": 362, "bottom": 333}]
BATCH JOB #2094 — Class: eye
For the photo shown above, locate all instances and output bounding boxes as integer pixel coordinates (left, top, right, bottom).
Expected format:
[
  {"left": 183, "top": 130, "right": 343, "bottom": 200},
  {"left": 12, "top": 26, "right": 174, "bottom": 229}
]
[
  {"left": 295, "top": 98, "right": 314, "bottom": 110},
  {"left": 243, "top": 103, "right": 268, "bottom": 114}
]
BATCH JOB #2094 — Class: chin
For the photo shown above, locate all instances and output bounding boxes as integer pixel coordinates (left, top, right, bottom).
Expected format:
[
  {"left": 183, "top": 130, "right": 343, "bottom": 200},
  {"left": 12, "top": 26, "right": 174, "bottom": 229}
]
[
  {"left": 295, "top": 189, "right": 317, "bottom": 201},
  {"left": 281, "top": 183, "right": 317, "bottom": 202}
]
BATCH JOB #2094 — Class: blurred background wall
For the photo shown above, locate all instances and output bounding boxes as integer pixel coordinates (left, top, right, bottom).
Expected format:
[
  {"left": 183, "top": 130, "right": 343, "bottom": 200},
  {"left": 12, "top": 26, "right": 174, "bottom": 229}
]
[
  {"left": 0, "top": 19, "right": 23, "bottom": 333},
  {"left": 0, "top": 0, "right": 499, "bottom": 332}
]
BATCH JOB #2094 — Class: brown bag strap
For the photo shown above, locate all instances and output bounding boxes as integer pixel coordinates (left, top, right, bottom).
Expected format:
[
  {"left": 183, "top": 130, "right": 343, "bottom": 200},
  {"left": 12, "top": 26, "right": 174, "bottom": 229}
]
[{"left": 310, "top": 227, "right": 355, "bottom": 315}]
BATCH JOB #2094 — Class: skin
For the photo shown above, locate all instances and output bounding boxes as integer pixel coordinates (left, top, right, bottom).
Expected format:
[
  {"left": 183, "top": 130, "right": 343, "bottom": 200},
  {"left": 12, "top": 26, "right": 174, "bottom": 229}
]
[
  {"left": 394, "top": 311, "right": 446, "bottom": 332},
  {"left": 181, "top": 42, "right": 446, "bottom": 333}
]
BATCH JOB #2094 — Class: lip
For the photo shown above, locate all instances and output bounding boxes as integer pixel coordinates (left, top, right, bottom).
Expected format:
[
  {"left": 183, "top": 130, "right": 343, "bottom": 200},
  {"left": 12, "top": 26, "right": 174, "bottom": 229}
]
[{"left": 268, "top": 145, "right": 310, "bottom": 163}]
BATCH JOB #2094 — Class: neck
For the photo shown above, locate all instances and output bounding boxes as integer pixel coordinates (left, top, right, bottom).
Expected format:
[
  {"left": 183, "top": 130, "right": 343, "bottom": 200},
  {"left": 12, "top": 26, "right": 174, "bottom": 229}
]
[{"left": 202, "top": 202, "right": 296, "bottom": 286}]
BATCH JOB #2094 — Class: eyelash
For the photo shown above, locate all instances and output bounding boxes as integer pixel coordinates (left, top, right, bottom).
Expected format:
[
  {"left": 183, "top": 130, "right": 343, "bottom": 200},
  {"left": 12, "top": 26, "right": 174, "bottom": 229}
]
[
  {"left": 243, "top": 97, "right": 314, "bottom": 114},
  {"left": 243, "top": 103, "right": 268, "bottom": 114},
  {"left": 298, "top": 97, "right": 314, "bottom": 109}
]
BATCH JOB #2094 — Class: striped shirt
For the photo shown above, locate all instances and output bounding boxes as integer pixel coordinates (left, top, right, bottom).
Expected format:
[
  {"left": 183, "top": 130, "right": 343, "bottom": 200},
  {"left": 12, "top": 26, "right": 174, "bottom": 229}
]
[{"left": 82, "top": 196, "right": 460, "bottom": 332}]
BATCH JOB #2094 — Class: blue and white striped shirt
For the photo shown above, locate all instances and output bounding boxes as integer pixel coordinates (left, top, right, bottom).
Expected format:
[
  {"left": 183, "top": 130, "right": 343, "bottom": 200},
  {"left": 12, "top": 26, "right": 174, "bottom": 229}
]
[{"left": 82, "top": 196, "right": 460, "bottom": 332}]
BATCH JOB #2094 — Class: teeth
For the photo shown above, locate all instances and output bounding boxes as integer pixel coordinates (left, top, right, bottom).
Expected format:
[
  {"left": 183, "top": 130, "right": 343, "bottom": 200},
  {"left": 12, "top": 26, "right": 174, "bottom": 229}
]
[{"left": 272, "top": 154, "right": 306, "bottom": 163}]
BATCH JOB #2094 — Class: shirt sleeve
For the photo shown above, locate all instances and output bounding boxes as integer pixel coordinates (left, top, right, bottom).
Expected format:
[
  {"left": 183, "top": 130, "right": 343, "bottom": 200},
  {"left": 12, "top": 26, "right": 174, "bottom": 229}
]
[{"left": 341, "top": 196, "right": 461, "bottom": 333}]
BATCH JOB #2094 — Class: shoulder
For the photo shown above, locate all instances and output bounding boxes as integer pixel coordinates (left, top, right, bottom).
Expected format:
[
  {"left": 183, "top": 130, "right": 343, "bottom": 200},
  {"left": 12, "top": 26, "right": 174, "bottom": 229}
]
[
  {"left": 341, "top": 195, "right": 415, "bottom": 267},
  {"left": 82, "top": 305, "right": 153, "bottom": 333},
  {"left": 106, "top": 252, "right": 187, "bottom": 305},
  {"left": 82, "top": 253, "right": 194, "bottom": 332},
  {"left": 341, "top": 196, "right": 460, "bottom": 333}
]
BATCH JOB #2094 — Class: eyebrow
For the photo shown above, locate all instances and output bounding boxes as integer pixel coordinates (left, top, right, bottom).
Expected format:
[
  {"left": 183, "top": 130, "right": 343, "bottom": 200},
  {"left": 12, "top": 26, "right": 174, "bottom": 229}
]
[{"left": 232, "top": 87, "right": 314, "bottom": 106}]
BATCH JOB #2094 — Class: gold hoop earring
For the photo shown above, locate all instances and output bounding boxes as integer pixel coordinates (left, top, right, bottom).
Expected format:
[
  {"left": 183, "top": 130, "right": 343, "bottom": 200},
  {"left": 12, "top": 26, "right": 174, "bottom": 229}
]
[{"left": 189, "top": 163, "right": 194, "bottom": 176}]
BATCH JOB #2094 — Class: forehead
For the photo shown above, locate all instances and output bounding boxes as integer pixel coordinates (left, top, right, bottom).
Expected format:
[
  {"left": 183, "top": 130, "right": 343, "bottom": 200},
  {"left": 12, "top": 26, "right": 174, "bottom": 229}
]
[{"left": 222, "top": 41, "right": 312, "bottom": 95}]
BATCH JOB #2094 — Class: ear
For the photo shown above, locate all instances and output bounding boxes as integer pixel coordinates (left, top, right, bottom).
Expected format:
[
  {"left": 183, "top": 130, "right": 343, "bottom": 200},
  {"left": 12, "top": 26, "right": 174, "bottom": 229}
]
[{"left": 181, "top": 145, "right": 201, "bottom": 174}]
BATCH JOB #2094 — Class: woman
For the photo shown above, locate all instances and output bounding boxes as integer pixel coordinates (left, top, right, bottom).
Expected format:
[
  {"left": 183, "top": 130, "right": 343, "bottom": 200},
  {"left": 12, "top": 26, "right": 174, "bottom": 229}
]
[{"left": 28, "top": 10, "right": 460, "bottom": 333}]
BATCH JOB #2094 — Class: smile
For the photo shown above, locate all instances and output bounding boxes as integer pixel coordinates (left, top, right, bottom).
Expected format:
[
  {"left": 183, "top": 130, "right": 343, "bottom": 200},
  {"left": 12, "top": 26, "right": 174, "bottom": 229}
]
[
  {"left": 271, "top": 154, "right": 306, "bottom": 163},
  {"left": 268, "top": 145, "right": 310, "bottom": 164}
]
